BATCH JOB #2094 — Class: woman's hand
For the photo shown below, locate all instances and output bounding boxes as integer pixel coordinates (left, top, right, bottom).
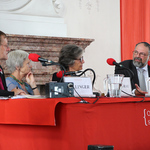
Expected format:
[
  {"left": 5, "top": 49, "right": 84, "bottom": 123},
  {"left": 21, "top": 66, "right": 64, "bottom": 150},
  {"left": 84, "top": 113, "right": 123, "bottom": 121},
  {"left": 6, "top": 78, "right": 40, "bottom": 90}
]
[
  {"left": 12, "top": 87, "right": 27, "bottom": 96},
  {"left": 26, "top": 71, "right": 40, "bottom": 95},
  {"left": 26, "top": 71, "right": 36, "bottom": 87}
]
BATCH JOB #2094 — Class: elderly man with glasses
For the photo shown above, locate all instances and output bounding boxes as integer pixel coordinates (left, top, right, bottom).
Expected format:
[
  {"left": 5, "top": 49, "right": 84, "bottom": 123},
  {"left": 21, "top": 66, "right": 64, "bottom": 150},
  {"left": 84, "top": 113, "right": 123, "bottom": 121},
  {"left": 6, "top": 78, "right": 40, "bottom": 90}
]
[
  {"left": 115, "top": 42, "right": 150, "bottom": 95},
  {"left": 0, "top": 31, "right": 25, "bottom": 96}
]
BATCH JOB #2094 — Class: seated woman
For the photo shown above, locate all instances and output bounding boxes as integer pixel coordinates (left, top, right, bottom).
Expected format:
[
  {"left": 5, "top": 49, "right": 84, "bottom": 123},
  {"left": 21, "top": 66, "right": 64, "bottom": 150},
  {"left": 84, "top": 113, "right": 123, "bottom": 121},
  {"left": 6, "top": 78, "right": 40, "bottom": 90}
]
[
  {"left": 6, "top": 50, "right": 40, "bottom": 95},
  {"left": 52, "top": 44, "right": 85, "bottom": 82}
]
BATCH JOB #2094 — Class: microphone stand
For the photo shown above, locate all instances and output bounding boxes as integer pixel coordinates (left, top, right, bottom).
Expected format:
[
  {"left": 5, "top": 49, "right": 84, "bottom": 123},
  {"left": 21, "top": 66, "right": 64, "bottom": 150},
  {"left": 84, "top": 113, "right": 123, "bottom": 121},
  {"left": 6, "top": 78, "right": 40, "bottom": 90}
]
[
  {"left": 76, "top": 68, "right": 100, "bottom": 101},
  {"left": 115, "top": 63, "right": 135, "bottom": 89},
  {"left": 40, "top": 61, "right": 66, "bottom": 82},
  {"left": 76, "top": 68, "right": 96, "bottom": 86},
  {"left": 41, "top": 61, "right": 59, "bottom": 66},
  {"left": 115, "top": 63, "right": 134, "bottom": 79}
]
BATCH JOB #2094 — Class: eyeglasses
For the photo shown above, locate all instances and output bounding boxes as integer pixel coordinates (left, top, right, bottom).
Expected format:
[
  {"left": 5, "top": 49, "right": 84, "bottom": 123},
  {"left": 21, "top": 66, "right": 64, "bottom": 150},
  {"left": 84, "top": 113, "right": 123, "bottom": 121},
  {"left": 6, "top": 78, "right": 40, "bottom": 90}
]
[
  {"left": 133, "top": 50, "right": 148, "bottom": 57},
  {"left": 75, "top": 56, "right": 84, "bottom": 62},
  {"left": 0, "top": 44, "right": 9, "bottom": 49}
]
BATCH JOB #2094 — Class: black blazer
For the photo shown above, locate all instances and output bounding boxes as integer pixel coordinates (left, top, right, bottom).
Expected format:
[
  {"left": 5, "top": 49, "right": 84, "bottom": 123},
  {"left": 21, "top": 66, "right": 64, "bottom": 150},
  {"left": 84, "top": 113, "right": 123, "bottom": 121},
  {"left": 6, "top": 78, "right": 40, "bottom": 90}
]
[
  {"left": 0, "top": 66, "right": 14, "bottom": 96},
  {"left": 115, "top": 60, "right": 150, "bottom": 90}
]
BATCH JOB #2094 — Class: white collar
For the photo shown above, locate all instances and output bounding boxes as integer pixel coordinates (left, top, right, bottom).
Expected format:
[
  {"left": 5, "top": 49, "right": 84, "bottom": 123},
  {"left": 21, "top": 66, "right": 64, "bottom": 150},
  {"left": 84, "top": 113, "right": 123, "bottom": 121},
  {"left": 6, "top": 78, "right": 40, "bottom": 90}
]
[{"left": 136, "top": 64, "right": 148, "bottom": 71}]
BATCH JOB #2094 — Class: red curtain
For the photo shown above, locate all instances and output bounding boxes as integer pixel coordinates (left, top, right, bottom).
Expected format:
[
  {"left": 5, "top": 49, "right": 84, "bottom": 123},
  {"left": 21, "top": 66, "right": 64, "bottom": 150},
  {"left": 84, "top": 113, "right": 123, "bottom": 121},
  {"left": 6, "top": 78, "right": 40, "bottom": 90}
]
[{"left": 120, "top": 0, "right": 150, "bottom": 61}]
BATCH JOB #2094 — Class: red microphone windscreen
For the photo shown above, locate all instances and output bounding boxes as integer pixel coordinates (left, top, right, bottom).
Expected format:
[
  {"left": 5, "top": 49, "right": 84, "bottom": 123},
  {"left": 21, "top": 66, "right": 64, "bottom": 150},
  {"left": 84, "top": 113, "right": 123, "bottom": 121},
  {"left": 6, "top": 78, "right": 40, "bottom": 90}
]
[
  {"left": 28, "top": 53, "right": 40, "bottom": 62},
  {"left": 107, "top": 58, "right": 116, "bottom": 66},
  {"left": 148, "top": 61, "right": 150, "bottom": 66},
  {"left": 56, "top": 71, "right": 64, "bottom": 78}
]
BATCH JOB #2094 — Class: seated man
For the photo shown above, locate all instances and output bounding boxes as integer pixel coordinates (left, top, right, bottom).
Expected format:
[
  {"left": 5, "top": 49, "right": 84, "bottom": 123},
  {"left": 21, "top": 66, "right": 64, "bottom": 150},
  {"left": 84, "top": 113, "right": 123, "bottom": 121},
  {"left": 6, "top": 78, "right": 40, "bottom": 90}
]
[{"left": 115, "top": 42, "right": 150, "bottom": 95}]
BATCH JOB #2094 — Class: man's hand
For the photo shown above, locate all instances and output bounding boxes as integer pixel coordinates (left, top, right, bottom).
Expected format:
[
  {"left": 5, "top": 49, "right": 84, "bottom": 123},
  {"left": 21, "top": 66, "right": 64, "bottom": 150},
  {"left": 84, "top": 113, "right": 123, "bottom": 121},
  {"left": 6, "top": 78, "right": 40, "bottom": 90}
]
[{"left": 135, "top": 84, "right": 148, "bottom": 96}]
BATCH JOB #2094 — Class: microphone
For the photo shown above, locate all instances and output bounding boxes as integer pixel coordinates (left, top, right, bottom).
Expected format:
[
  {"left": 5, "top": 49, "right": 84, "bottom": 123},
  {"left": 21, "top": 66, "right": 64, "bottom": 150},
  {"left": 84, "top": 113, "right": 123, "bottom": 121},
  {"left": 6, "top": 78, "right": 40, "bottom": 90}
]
[
  {"left": 107, "top": 58, "right": 135, "bottom": 97},
  {"left": 107, "top": 58, "right": 123, "bottom": 67},
  {"left": 56, "top": 71, "right": 82, "bottom": 78},
  {"left": 56, "top": 71, "right": 66, "bottom": 78},
  {"left": 28, "top": 53, "right": 54, "bottom": 63},
  {"left": 107, "top": 58, "right": 134, "bottom": 78}
]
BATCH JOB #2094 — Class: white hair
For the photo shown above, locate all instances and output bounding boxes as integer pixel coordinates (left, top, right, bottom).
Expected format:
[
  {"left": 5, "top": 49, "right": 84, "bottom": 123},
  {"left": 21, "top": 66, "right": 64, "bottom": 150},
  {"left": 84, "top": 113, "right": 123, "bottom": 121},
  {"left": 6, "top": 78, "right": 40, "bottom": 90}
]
[{"left": 6, "top": 50, "right": 29, "bottom": 73}]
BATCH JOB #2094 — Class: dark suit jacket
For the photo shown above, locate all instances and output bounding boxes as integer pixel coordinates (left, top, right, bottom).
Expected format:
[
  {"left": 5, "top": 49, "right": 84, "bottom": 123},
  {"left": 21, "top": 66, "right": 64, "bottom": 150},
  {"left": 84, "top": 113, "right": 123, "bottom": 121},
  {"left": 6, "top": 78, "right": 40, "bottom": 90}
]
[
  {"left": 0, "top": 66, "right": 14, "bottom": 96},
  {"left": 115, "top": 60, "right": 150, "bottom": 90}
]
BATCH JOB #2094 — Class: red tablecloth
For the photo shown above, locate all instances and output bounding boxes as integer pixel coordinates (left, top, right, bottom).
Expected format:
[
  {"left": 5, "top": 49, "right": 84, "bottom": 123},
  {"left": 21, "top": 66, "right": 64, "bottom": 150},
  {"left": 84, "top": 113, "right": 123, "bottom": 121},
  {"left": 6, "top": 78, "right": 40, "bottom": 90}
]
[
  {"left": 0, "top": 97, "right": 150, "bottom": 150},
  {"left": 0, "top": 97, "right": 79, "bottom": 126}
]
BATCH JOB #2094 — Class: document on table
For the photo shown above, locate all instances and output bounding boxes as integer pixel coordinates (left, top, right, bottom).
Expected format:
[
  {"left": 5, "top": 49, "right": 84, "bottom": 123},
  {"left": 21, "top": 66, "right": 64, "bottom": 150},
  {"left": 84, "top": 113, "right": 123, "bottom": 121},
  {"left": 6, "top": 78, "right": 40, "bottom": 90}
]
[
  {"left": 11, "top": 95, "right": 45, "bottom": 99},
  {"left": 0, "top": 96, "right": 10, "bottom": 100}
]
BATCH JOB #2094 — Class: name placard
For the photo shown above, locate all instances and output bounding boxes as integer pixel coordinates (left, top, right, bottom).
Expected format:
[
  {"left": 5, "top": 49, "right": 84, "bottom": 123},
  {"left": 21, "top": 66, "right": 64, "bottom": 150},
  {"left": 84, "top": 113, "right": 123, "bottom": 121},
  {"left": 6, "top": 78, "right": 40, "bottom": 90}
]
[
  {"left": 63, "top": 77, "right": 94, "bottom": 97},
  {"left": 146, "top": 77, "right": 150, "bottom": 94},
  {"left": 121, "top": 77, "right": 132, "bottom": 96}
]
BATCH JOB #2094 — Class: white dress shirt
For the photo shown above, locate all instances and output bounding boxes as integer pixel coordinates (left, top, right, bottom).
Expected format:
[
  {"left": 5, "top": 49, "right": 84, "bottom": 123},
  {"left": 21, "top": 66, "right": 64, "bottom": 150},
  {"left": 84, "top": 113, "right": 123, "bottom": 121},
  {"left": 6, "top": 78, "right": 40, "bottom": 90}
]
[{"left": 132, "top": 64, "right": 149, "bottom": 94}]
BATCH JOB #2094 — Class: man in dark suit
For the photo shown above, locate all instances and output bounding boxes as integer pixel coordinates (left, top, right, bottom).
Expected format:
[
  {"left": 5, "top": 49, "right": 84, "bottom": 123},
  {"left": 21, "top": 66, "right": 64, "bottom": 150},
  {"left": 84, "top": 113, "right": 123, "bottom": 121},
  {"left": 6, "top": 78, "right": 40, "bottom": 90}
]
[
  {"left": 115, "top": 42, "right": 150, "bottom": 95},
  {"left": 0, "top": 31, "right": 25, "bottom": 96}
]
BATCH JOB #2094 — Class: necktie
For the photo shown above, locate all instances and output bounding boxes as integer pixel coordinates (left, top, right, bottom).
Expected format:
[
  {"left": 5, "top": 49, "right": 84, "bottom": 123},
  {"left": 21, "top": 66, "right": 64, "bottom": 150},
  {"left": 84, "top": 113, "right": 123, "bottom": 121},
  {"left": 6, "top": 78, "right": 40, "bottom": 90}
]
[
  {"left": 0, "top": 68, "right": 4, "bottom": 90},
  {"left": 0, "top": 76, "right": 4, "bottom": 90},
  {"left": 138, "top": 68, "right": 146, "bottom": 91}
]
